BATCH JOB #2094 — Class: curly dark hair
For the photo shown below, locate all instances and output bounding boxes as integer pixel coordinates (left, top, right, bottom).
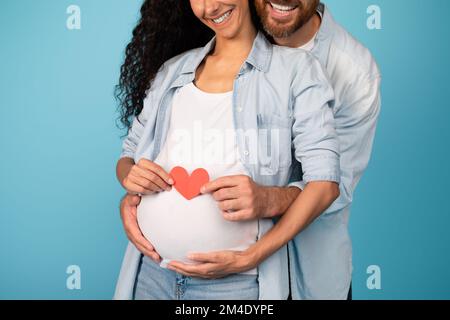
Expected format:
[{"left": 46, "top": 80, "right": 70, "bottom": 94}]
[
  {"left": 115, "top": 0, "right": 263, "bottom": 133},
  {"left": 115, "top": 0, "right": 213, "bottom": 132}
]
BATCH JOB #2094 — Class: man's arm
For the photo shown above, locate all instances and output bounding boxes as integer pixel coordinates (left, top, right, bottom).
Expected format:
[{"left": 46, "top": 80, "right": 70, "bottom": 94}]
[
  {"left": 263, "top": 186, "right": 301, "bottom": 217},
  {"left": 168, "top": 181, "right": 339, "bottom": 278},
  {"left": 218, "top": 68, "right": 382, "bottom": 220},
  {"left": 287, "top": 72, "right": 381, "bottom": 215},
  {"left": 200, "top": 177, "right": 301, "bottom": 221},
  {"left": 246, "top": 181, "right": 339, "bottom": 267}
]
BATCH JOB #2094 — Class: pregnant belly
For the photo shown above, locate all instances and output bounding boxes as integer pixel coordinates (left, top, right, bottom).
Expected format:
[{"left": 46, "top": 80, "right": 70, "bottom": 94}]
[{"left": 137, "top": 189, "right": 258, "bottom": 263}]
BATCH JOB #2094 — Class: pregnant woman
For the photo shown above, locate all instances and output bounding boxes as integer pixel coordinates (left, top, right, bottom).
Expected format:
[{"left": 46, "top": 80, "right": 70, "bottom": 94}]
[{"left": 115, "top": 0, "right": 340, "bottom": 300}]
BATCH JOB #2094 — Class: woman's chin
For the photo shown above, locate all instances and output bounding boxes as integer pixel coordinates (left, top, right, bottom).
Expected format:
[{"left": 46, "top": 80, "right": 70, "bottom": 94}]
[{"left": 213, "top": 27, "right": 241, "bottom": 40}]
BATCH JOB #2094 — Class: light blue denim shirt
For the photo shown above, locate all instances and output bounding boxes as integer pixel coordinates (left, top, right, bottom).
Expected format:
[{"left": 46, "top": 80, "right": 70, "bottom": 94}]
[
  {"left": 114, "top": 31, "right": 340, "bottom": 300},
  {"left": 287, "top": 4, "right": 381, "bottom": 299}
]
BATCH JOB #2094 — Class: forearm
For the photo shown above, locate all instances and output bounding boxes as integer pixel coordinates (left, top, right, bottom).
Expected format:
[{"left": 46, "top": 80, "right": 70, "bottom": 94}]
[
  {"left": 248, "top": 182, "right": 339, "bottom": 264},
  {"left": 262, "top": 186, "right": 301, "bottom": 218},
  {"left": 116, "top": 157, "right": 135, "bottom": 188}
]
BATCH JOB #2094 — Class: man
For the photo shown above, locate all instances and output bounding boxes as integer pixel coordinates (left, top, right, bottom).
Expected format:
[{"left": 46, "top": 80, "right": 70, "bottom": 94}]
[{"left": 116, "top": 1, "right": 380, "bottom": 300}]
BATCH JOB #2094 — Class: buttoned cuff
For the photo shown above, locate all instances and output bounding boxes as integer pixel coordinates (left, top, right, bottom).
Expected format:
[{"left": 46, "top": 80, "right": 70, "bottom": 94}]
[
  {"left": 302, "top": 155, "right": 340, "bottom": 184},
  {"left": 288, "top": 180, "right": 306, "bottom": 190}
]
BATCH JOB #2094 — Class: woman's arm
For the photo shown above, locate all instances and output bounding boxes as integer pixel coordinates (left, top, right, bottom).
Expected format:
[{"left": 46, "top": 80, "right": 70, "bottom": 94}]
[
  {"left": 116, "top": 157, "right": 135, "bottom": 187},
  {"left": 117, "top": 62, "right": 174, "bottom": 195}
]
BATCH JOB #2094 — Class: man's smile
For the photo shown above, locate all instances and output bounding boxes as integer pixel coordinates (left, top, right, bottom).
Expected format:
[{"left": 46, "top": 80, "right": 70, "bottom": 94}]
[{"left": 266, "top": 1, "right": 300, "bottom": 20}]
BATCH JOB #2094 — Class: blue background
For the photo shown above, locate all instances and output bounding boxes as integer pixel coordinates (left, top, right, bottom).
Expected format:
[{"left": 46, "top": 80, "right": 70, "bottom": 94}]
[{"left": 1, "top": 0, "right": 449, "bottom": 299}]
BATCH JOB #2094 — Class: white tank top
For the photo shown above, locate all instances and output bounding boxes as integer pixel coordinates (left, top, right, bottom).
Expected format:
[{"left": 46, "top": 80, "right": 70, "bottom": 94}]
[{"left": 137, "top": 82, "right": 258, "bottom": 275}]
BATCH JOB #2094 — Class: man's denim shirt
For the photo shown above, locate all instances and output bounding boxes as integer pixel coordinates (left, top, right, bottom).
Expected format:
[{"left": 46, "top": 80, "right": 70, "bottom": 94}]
[
  {"left": 285, "top": 4, "right": 381, "bottom": 300},
  {"left": 114, "top": 31, "right": 340, "bottom": 300}
]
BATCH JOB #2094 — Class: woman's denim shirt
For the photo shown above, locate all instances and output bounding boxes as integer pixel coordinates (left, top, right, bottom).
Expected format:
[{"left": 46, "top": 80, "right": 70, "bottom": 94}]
[{"left": 114, "top": 31, "right": 340, "bottom": 300}]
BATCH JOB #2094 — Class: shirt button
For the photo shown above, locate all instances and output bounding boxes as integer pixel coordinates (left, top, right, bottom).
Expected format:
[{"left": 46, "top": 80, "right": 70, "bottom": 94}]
[
  {"left": 237, "top": 107, "right": 243, "bottom": 113},
  {"left": 244, "top": 150, "right": 250, "bottom": 156}
]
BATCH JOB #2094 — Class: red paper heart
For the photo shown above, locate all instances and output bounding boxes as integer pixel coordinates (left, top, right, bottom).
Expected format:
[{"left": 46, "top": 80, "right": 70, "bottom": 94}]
[{"left": 169, "top": 166, "right": 210, "bottom": 200}]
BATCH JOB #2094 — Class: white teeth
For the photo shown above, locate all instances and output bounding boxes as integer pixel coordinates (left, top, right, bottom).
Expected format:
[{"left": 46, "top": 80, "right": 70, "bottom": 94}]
[
  {"left": 270, "top": 2, "right": 296, "bottom": 12},
  {"left": 212, "top": 10, "right": 232, "bottom": 24}
]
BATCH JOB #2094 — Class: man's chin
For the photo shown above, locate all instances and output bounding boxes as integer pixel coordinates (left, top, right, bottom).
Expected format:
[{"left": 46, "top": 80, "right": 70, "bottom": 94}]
[{"left": 264, "top": 20, "right": 297, "bottom": 39}]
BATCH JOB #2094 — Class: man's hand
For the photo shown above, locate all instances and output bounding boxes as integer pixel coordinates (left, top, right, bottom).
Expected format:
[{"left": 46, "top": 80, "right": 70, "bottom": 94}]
[
  {"left": 201, "top": 175, "right": 301, "bottom": 221},
  {"left": 167, "top": 250, "right": 258, "bottom": 279},
  {"left": 120, "top": 193, "right": 161, "bottom": 263},
  {"left": 200, "top": 175, "right": 269, "bottom": 221}
]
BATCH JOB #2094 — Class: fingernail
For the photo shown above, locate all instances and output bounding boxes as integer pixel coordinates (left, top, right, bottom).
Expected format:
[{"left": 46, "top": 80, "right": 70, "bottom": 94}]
[
  {"left": 200, "top": 186, "right": 206, "bottom": 193},
  {"left": 168, "top": 178, "right": 174, "bottom": 185}
]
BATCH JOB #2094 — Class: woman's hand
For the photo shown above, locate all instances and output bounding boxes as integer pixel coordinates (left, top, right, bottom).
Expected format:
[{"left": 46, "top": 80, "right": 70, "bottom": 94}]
[{"left": 122, "top": 159, "right": 174, "bottom": 195}]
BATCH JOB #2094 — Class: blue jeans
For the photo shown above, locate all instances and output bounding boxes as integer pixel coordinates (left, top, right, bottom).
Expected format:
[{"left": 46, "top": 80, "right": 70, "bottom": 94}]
[{"left": 133, "top": 256, "right": 259, "bottom": 300}]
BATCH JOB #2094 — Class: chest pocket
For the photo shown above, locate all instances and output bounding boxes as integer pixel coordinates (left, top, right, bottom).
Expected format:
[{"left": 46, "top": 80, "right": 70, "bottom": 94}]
[{"left": 256, "top": 113, "right": 293, "bottom": 176}]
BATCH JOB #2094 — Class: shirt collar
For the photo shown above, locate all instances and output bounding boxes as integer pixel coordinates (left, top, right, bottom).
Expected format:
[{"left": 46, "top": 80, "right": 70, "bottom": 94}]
[
  {"left": 180, "top": 31, "right": 272, "bottom": 75},
  {"left": 313, "top": 3, "right": 336, "bottom": 66},
  {"left": 316, "top": 3, "right": 335, "bottom": 42}
]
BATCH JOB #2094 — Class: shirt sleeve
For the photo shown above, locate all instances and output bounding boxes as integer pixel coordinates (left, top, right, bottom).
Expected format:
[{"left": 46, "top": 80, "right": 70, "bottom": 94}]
[
  {"left": 291, "top": 53, "right": 340, "bottom": 184},
  {"left": 119, "top": 62, "right": 169, "bottom": 160},
  {"left": 120, "top": 111, "right": 148, "bottom": 160},
  {"left": 290, "top": 71, "right": 381, "bottom": 215},
  {"left": 325, "top": 72, "right": 381, "bottom": 214}
]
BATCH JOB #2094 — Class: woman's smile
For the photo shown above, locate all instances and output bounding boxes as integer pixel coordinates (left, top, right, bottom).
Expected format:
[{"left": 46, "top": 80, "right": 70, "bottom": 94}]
[
  {"left": 190, "top": 0, "right": 254, "bottom": 39},
  {"left": 210, "top": 8, "right": 234, "bottom": 25},
  {"left": 205, "top": 6, "right": 238, "bottom": 33}
]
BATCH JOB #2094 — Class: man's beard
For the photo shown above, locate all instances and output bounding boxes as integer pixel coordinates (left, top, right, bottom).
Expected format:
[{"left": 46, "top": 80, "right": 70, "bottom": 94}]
[{"left": 255, "top": 0, "right": 319, "bottom": 38}]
